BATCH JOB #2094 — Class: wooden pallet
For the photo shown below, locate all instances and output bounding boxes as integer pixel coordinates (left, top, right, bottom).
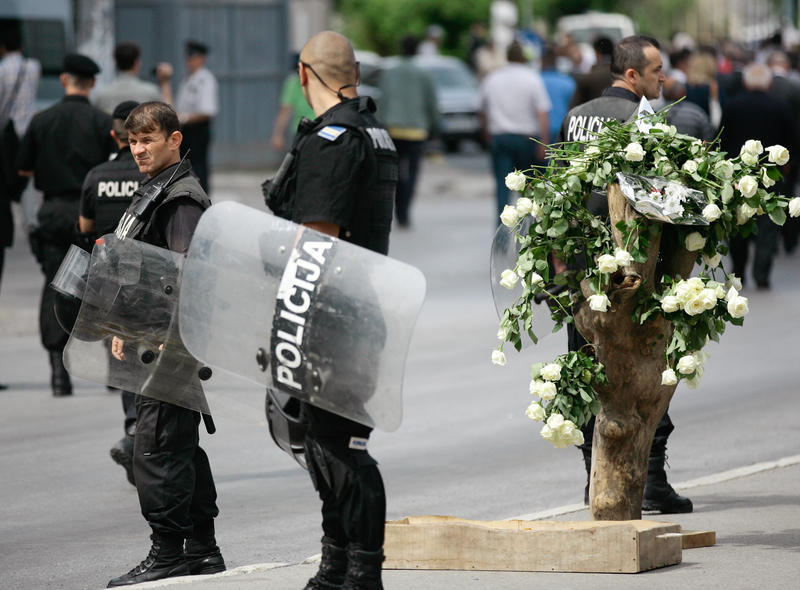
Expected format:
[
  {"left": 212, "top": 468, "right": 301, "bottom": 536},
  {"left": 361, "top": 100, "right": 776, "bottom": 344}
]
[{"left": 384, "top": 515, "right": 687, "bottom": 573}]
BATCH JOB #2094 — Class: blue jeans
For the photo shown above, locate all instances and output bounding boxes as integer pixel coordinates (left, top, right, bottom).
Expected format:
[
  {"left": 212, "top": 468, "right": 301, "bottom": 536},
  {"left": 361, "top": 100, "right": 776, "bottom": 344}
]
[{"left": 489, "top": 133, "right": 543, "bottom": 220}]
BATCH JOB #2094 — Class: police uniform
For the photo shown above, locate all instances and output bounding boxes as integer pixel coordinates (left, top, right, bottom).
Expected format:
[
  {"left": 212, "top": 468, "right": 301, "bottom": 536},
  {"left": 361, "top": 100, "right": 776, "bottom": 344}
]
[
  {"left": 266, "top": 96, "right": 397, "bottom": 572},
  {"left": 15, "top": 54, "right": 114, "bottom": 396},
  {"left": 107, "top": 157, "right": 224, "bottom": 587},
  {"left": 175, "top": 42, "right": 218, "bottom": 193},
  {"left": 559, "top": 86, "right": 691, "bottom": 514}
]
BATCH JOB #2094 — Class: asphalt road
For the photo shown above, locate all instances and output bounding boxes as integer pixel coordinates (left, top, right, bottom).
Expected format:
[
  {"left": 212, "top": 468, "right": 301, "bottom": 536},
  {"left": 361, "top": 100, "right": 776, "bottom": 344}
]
[{"left": 1, "top": 150, "right": 798, "bottom": 590}]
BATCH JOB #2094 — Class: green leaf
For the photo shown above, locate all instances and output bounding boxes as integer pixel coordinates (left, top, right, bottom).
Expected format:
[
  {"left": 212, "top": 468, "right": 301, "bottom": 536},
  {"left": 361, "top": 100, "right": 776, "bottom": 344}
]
[{"left": 769, "top": 207, "right": 787, "bottom": 226}]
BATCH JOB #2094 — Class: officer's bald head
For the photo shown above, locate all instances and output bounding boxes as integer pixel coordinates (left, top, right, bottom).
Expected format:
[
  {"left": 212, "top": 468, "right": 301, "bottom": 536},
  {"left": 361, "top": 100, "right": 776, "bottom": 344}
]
[{"left": 300, "top": 31, "right": 358, "bottom": 87}]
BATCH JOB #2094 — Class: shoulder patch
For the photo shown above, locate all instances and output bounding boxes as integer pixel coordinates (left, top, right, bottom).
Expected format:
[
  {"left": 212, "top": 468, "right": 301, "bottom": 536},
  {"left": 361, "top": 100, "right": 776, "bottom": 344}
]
[{"left": 317, "top": 125, "right": 347, "bottom": 141}]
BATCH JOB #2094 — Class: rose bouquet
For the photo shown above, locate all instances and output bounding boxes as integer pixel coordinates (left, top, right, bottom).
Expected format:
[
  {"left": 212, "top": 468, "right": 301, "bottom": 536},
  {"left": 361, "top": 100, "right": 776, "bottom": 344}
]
[{"left": 494, "top": 110, "right": 799, "bottom": 448}]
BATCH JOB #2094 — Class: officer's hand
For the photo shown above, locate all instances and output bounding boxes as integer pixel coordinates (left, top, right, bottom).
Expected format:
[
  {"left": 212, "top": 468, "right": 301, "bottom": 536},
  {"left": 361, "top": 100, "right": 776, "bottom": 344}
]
[
  {"left": 156, "top": 62, "right": 173, "bottom": 82},
  {"left": 111, "top": 336, "right": 126, "bottom": 361}
]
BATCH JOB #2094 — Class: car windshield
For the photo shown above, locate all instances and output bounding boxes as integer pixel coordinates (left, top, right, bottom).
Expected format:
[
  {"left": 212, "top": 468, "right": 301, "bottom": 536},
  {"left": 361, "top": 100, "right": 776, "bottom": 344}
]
[{"left": 419, "top": 64, "right": 477, "bottom": 90}]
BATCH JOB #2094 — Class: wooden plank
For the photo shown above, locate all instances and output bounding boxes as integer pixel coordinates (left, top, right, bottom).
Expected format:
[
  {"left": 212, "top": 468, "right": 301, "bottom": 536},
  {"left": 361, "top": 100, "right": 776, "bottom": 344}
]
[
  {"left": 681, "top": 530, "right": 716, "bottom": 549},
  {"left": 384, "top": 516, "right": 682, "bottom": 574}
]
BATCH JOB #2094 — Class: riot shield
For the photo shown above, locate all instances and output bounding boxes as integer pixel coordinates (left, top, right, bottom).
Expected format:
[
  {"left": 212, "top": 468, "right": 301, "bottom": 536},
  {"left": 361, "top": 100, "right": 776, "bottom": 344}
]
[
  {"left": 178, "top": 201, "right": 427, "bottom": 432},
  {"left": 63, "top": 235, "right": 212, "bottom": 414},
  {"left": 490, "top": 217, "right": 556, "bottom": 347}
]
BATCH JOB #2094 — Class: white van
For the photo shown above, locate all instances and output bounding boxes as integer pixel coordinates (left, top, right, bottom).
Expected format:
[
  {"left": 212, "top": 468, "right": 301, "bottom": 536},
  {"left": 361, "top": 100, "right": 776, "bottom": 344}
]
[{"left": 557, "top": 12, "right": 635, "bottom": 44}]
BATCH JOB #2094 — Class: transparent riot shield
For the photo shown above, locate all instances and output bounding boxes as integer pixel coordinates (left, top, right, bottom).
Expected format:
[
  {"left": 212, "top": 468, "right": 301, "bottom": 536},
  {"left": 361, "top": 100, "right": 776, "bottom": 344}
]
[
  {"left": 63, "top": 235, "right": 212, "bottom": 414},
  {"left": 490, "top": 217, "right": 556, "bottom": 347},
  {"left": 178, "top": 201, "right": 427, "bottom": 432}
]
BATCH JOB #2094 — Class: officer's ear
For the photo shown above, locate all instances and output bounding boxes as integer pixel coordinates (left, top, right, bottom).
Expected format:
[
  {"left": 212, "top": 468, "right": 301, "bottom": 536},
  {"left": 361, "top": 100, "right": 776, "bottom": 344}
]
[
  {"left": 298, "top": 61, "right": 308, "bottom": 87},
  {"left": 167, "top": 129, "right": 183, "bottom": 151}
]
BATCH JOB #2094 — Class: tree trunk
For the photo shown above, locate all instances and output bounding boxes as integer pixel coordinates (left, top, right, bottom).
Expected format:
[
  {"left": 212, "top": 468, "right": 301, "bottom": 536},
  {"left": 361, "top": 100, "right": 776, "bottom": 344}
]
[{"left": 573, "top": 184, "right": 696, "bottom": 520}]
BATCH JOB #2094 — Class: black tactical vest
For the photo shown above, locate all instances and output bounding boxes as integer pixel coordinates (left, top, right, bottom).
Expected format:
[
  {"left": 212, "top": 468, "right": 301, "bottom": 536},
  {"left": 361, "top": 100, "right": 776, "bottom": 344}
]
[
  {"left": 265, "top": 97, "right": 398, "bottom": 255},
  {"left": 90, "top": 150, "right": 145, "bottom": 235}
]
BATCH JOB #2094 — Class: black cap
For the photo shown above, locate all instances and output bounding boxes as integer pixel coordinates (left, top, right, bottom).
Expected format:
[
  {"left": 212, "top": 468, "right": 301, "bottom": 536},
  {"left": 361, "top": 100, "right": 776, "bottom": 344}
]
[
  {"left": 185, "top": 40, "right": 209, "bottom": 56},
  {"left": 62, "top": 53, "right": 100, "bottom": 77},
  {"left": 112, "top": 100, "right": 139, "bottom": 121}
]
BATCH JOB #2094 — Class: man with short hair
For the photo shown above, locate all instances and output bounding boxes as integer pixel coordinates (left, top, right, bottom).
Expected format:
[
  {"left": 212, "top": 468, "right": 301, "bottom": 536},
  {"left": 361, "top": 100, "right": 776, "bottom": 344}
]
[
  {"left": 17, "top": 53, "right": 114, "bottom": 397},
  {"left": 106, "top": 101, "right": 225, "bottom": 587},
  {"left": 263, "top": 30, "right": 398, "bottom": 590},
  {"left": 92, "top": 43, "right": 162, "bottom": 114},
  {"left": 480, "top": 40, "right": 551, "bottom": 219},
  {"left": 569, "top": 36, "right": 614, "bottom": 107},
  {"left": 77, "top": 100, "right": 146, "bottom": 486},
  {"left": 558, "top": 35, "right": 693, "bottom": 515}
]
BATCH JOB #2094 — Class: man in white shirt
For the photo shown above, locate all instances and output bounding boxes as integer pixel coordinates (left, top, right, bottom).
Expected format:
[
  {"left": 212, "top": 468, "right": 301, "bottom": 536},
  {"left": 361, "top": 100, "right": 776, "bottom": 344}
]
[
  {"left": 479, "top": 41, "right": 550, "bottom": 220},
  {"left": 157, "top": 41, "right": 218, "bottom": 192}
]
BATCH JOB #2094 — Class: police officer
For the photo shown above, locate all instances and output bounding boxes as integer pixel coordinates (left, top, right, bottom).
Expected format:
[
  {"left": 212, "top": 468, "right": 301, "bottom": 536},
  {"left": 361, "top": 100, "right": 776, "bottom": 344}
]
[
  {"left": 106, "top": 102, "right": 224, "bottom": 586},
  {"left": 16, "top": 53, "right": 114, "bottom": 397},
  {"left": 558, "top": 35, "right": 692, "bottom": 515},
  {"left": 77, "top": 100, "right": 145, "bottom": 486},
  {"left": 263, "top": 31, "right": 397, "bottom": 590}
]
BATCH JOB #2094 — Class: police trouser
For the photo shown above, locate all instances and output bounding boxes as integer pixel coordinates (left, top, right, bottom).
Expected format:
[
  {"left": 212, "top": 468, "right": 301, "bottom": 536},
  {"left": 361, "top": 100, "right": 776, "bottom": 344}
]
[
  {"left": 568, "top": 323, "right": 675, "bottom": 457},
  {"left": 729, "top": 214, "right": 779, "bottom": 285},
  {"left": 181, "top": 121, "right": 210, "bottom": 193},
  {"left": 133, "top": 395, "right": 219, "bottom": 537},
  {"left": 304, "top": 433, "right": 386, "bottom": 550},
  {"left": 38, "top": 239, "right": 71, "bottom": 351}
]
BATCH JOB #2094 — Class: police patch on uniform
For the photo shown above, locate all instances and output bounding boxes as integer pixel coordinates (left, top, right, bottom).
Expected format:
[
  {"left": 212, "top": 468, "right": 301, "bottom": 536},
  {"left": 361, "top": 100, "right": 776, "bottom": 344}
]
[
  {"left": 318, "top": 125, "right": 347, "bottom": 141},
  {"left": 348, "top": 437, "right": 368, "bottom": 450}
]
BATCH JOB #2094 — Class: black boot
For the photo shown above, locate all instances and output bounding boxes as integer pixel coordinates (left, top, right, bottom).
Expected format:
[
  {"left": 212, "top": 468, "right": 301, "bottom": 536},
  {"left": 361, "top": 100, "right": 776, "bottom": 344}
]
[
  {"left": 341, "top": 545, "right": 384, "bottom": 590},
  {"left": 304, "top": 536, "right": 348, "bottom": 590},
  {"left": 107, "top": 533, "right": 188, "bottom": 587},
  {"left": 185, "top": 521, "right": 226, "bottom": 575},
  {"left": 109, "top": 431, "right": 135, "bottom": 486},
  {"left": 49, "top": 350, "right": 72, "bottom": 397},
  {"left": 582, "top": 449, "right": 592, "bottom": 505},
  {"left": 643, "top": 455, "right": 693, "bottom": 514}
]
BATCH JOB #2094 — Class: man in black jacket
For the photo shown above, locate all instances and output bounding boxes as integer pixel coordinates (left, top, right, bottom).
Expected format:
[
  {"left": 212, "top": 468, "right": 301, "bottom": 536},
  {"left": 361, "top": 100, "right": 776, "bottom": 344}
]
[
  {"left": 106, "top": 101, "right": 224, "bottom": 587},
  {"left": 559, "top": 35, "right": 693, "bottom": 515}
]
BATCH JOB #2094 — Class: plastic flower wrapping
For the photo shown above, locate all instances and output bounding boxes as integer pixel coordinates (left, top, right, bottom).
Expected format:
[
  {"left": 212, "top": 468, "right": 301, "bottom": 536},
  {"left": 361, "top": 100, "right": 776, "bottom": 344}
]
[{"left": 615, "top": 173, "right": 708, "bottom": 225}]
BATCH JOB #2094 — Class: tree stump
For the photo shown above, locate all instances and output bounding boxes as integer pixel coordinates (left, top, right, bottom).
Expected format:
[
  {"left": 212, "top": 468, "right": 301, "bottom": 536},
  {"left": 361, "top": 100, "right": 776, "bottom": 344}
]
[{"left": 573, "top": 184, "right": 697, "bottom": 520}]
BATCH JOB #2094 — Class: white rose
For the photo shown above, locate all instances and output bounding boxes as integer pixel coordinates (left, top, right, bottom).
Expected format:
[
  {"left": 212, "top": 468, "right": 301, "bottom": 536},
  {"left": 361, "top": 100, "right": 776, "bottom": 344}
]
[
  {"left": 540, "top": 423, "right": 554, "bottom": 442},
  {"left": 683, "top": 296, "right": 707, "bottom": 316},
  {"left": 766, "top": 144, "right": 790, "bottom": 166},
  {"left": 703, "top": 252, "right": 722, "bottom": 268},
  {"left": 682, "top": 159, "right": 699, "bottom": 174},
  {"left": 789, "top": 197, "right": 800, "bottom": 218},
  {"left": 702, "top": 203, "right": 722, "bottom": 222},
  {"left": 614, "top": 248, "right": 633, "bottom": 267},
  {"left": 674, "top": 280, "right": 696, "bottom": 304},
  {"left": 726, "top": 274, "right": 743, "bottom": 292},
  {"left": 685, "top": 231, "right": 706, "bottom": 251},
  {"left": 540, "top": 363, "right": 562, "bottom": 382},
  {"left": 624, "top": 142, "right": 645, "bottom": 162},
  {"left": 492, "top": 350, "right": 507, "bottom": 366},
  {"left": 546, "top": 413, "right": 565, "bottom": 429},
  {"left": 528, "top": 271, "right": 544, "bottom": 286},
  {"left": 661, "top": 295, "right": 681, "bottom": 313},
  {"left": 676, "top": 354, "right": 699, "bottom": 375},
  {"left": 698, "top": 288, "right": 718, "bottom": 310},
  {"left": 727, "top": 294, "right": 749, "bottom": 318},
  {"left": 721, "top": 183, "right": 734, "bottom": 203},
  {"left": 525, "top": 402, "right": 546, "bottom": 422},
  {"left": 661, "top": 368, "right": 678, "bottom": 385},
  {"left": 515, "top": 197, "right": 533, "bottom": 216},
  {"left": 499, "top": 269, "right": 519, "bottom": 290},
  {"left": 505, "top": 171, "right": 527, "bottom": 192},
  {"left": 742, "top": 139, "right": 764, "bottom": 156},
  {"left": 596, "top": 254, "right": 619, "bottom": 273},
  {"left": 587, "top": 293, "right": 610, "bottom": 312},
  {"left": 529, "top": 379, "right": 557, "bottom": 400},
  {"left": 724, "top": 286, "right": 738, "bottom": 302},
  {"left": 568, "top": 427, "right": 585, "bottom": 446},
  {"left": 500, "top": 205, "right": 519, "bottom": 227},
  {"left": 740, "top": 151, "right": 758, "bottom": 166},
  {"left": 736, "top": 203, "right": 758, "bottom": 225},
  {"left": 738, "top": 175, "right": 758, "bottom": 198},
  {"left": 760, "top": 168, "right": 776, "bottom": 188},
  {"left": 713, "top": 159, "right": 734, "bottom": 180},
  {"left": 586, "top": 145, "right": 601, "bottom": 156},
  {"left": 529, "top": 200, "right": 542, "bottom": 218},
  {"left": 497, "top": 323, "right": 511, "bottom": 341}
]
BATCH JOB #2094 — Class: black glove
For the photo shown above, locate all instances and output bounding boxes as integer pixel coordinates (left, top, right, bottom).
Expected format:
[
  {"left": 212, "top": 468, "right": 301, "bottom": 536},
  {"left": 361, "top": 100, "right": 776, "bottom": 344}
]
[{"left": 72, "top": 222, "right": 96, "bottom": 252}]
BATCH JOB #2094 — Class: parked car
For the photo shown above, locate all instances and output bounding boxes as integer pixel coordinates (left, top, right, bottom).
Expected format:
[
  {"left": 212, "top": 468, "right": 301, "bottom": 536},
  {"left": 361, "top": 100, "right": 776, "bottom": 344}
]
[
  {"left": 556, "top": 11, "right": 635, "bottom": 44},
  {"left": 364, "top": 53, "right": 483, "bottom": 152}
]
